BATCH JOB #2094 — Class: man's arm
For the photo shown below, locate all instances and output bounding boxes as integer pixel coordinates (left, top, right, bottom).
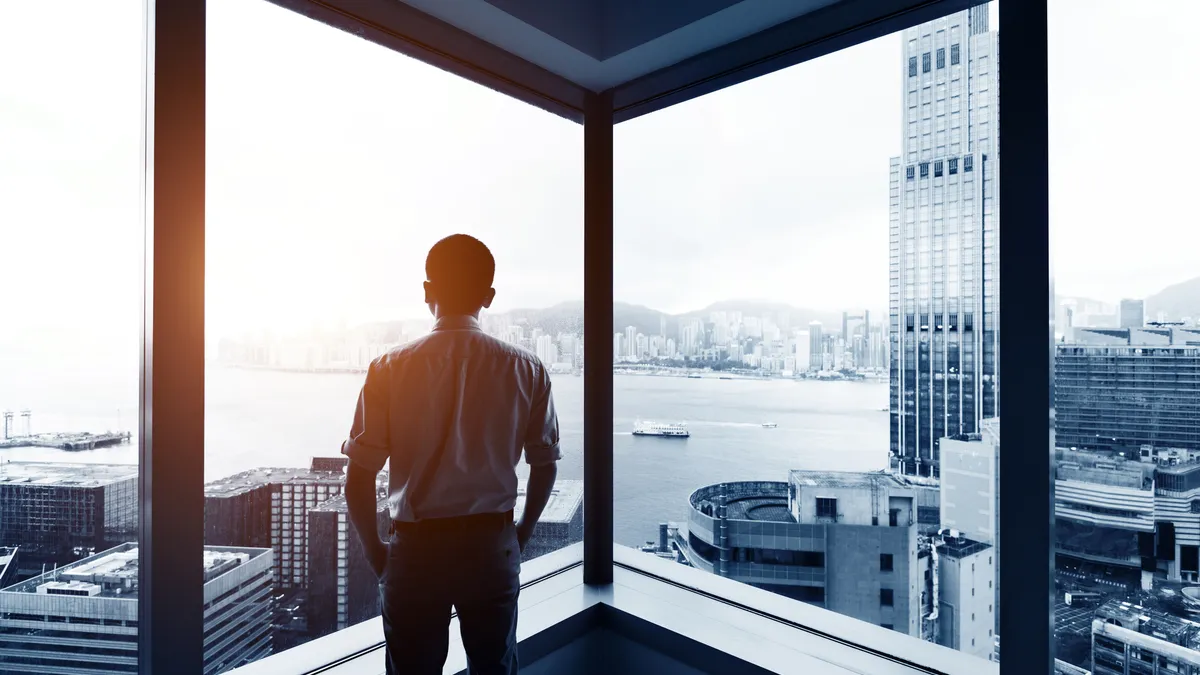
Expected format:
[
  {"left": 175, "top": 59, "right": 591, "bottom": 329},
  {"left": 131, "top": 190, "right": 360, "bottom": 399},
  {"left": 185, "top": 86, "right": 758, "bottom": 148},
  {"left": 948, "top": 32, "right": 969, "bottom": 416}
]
[
  {"left": 517, "top": 365, "right": 561, "bottom": 551},
  {"left": 341, "top": 358, "right": 391, "bottom": 578}
]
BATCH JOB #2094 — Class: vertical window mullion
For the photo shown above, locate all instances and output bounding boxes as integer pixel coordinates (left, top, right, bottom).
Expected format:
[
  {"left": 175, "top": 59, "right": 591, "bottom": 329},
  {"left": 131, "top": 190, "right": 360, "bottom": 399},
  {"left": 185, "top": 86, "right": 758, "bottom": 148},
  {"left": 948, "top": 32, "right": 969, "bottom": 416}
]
[{"left": 139, "top": 0, "right": 206, "bottom": 673}]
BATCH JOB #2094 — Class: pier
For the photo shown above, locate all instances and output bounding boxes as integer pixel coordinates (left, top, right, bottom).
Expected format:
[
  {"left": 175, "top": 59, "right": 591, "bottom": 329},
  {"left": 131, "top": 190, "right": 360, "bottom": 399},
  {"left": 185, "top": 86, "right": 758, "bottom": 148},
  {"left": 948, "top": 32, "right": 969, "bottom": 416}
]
[{"left": 1, "top": 411, "right": 132, "bottom": 451}]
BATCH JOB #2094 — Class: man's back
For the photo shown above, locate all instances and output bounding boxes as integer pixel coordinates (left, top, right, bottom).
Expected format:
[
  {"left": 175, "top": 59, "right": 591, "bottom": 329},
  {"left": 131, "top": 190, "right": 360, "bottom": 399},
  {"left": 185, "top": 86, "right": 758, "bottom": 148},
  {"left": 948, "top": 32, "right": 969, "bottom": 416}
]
[{"left": 369, "top": 316, "right": 559, "bottom": 521}]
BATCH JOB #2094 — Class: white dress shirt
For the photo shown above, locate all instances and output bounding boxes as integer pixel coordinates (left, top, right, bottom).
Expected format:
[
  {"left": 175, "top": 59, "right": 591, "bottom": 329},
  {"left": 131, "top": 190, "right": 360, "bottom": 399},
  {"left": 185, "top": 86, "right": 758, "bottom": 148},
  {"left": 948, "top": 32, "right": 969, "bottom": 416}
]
[{"left": 341, "top": 315, "right": 561, "bottom": 522}]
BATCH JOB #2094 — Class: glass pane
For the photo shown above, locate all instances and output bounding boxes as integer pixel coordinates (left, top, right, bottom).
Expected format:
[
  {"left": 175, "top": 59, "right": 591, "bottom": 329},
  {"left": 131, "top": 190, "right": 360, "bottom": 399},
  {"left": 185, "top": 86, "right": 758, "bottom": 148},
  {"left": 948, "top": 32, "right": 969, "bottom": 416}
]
[
  {"left": 616, "top": 2, "right": 999, "bottom": 662},
  {"left": 0, "top": 1, "right": 143, "bottom": 672},
  {"left": 205, "top": 0, "right": 582, "bottom": 665},
  {"left": 1050, "top": 2, "right": 1200, "bottom": 673}
]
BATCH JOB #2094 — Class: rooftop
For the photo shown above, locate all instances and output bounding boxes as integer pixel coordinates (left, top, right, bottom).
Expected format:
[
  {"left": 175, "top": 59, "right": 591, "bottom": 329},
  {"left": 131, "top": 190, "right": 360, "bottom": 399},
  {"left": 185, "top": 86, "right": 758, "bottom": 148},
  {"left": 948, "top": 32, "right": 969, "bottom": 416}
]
[
  {"left": 203, "top": 463, "right": 350, "bottom": 498},
  {"left": 517, "top": 479, "right": 583, "bottom": 524},
  {"left": 788, "top": 470, "right": 907, "bottom": 490},
  {"left": 310, "top": 494, "right": 390, "bottom": 513},
  {"left": 0, "top": 461, "right": 137, "bottom": 488},
  {"left": 935, "top": 533, "right": 992, "bottom": 559},
  {"left": 1, "top": 543, "right": 270, "bottom": 597}
]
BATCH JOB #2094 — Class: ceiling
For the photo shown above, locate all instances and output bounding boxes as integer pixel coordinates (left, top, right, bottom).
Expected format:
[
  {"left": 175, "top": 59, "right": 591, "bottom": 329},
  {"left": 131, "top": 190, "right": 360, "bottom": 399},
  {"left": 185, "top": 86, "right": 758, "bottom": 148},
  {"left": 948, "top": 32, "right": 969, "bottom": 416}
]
[
  {"left": 277, "top": 0, "right": 975, "bottom": 121},
  {"left": 399, "top": 0, "right": 841, "bottom": 91}
]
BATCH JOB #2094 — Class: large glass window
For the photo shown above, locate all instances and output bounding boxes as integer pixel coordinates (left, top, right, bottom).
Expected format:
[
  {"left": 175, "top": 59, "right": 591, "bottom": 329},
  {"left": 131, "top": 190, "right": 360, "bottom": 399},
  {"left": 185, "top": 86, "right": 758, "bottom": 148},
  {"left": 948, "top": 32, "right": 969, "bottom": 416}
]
[
  {"left": 616, "top": 2, "right": 1000, "bottom": 662},
  {"left": 1050, "top": 2, "right": 1200, "bottom": 672},
  {"left": 0, "top": 1, "right": 143, "bottom": 672},
  {"left": 205, "top": 0, "right": 582, "bottom": 663}
]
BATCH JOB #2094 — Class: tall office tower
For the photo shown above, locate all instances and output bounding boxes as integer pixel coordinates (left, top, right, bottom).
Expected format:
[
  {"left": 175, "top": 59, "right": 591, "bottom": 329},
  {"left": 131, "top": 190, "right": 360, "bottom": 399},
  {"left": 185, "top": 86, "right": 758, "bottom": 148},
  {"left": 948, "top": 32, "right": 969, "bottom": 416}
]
[
  {"left": 843, "top": 311, "right": 870, "bottom": 369},
  {"left": 889, "top": 6, "right": 999, "bottom": 477},
  {"left": 625, "top": 326, "right": 637, "bottom": 359},
  {"left": 808, "top": 321, "right": 823, "bottom": 371},
  {"left": 1119, "top": 298, "right": 1145, "bottom": 329}
]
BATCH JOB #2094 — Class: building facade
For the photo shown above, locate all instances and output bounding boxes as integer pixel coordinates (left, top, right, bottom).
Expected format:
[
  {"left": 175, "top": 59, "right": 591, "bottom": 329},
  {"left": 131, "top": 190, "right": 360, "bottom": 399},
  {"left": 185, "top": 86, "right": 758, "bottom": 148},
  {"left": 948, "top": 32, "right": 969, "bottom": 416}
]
[
  {"left": 677, "top": 473, "right": 922, "bottom": 636},
  {"left": 1119, "top": 299, "right": 1145, "bottom": 330},
  {"left": 889, "top": 6, "right": 999, "bottom": 477},
  {"left": 307, "top": 496, "right": 391, "bottom": 638},
  {"left": 933, "top": 532, "right": 994, "bottom": 660},
  {"left": 0, "top": 462, "right": 137, "bottom": 569},
  {"left": 0, "top": 544, "right": 273, "bottom": 675},
  {"left": 1055, "top": 345, "right": 1200, "bottom": 454},
  {"left": 204, "top": 457, "right": 354, "bottom": 588}
]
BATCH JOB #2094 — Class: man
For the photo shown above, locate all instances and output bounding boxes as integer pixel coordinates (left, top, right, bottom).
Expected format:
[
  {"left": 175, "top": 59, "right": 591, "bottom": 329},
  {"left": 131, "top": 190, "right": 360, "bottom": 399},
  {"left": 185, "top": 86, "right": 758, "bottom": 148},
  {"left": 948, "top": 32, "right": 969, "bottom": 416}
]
[{"left": 341, "top": 234, "right": 560, "bottom": 675}]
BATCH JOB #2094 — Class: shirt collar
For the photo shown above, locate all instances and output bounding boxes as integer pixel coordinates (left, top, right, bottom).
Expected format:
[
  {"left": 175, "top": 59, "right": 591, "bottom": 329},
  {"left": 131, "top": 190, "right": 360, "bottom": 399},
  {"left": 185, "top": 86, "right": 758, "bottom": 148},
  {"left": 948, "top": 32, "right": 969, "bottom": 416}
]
[{"left": 432, "top": 315, "right": 482, "bottom": 332}]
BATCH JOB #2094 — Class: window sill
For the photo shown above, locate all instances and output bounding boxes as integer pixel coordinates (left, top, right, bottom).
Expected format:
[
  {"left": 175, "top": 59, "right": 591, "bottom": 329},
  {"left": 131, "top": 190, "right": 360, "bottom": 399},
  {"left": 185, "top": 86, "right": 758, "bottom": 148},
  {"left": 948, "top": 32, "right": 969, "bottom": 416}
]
[{"left": 231, "top": 544, "right": 995, "bottom": 675}]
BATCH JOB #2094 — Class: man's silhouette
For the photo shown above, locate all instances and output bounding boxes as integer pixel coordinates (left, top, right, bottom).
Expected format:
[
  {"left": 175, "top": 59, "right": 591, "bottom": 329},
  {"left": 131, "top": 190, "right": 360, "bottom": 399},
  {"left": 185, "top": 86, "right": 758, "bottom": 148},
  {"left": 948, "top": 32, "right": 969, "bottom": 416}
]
[{"left": 342, "top": 234, "right": 560, "bottom": 674}]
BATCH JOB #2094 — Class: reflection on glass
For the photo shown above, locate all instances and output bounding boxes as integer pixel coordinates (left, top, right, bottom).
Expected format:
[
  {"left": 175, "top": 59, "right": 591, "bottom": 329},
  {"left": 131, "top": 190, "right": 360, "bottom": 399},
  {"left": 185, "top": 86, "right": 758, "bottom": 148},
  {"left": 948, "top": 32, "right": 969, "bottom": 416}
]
[
  {"left": 1050, "top": 2, "right": 1200, "bottom": 673},
  {"left": 204, "top": 0, "right": 582, "bottom": 664},
  {"left": 0, "top": 1, "right": 144, "bottom": 672},
  {"left": 616, "top": 2, "right": 999, "bottom": 663}
]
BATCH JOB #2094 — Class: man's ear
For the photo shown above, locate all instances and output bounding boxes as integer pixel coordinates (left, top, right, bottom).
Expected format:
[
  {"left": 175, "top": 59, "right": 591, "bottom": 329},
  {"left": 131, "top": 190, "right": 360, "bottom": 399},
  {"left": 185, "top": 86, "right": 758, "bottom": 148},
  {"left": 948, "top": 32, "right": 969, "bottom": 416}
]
[
  {"left": 482, "top": 288, "right": 496, "bottom": 309},
  {"left": 423, "top": 281, "right": 434, "bottom": 304}
]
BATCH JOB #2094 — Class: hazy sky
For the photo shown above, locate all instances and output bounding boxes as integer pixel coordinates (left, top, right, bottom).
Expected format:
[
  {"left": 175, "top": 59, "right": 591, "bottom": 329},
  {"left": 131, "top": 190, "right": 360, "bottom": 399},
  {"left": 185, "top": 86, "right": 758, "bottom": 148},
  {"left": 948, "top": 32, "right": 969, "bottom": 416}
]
[{"left": 1, "top": 0, "right": 1197, "bottom": 385}]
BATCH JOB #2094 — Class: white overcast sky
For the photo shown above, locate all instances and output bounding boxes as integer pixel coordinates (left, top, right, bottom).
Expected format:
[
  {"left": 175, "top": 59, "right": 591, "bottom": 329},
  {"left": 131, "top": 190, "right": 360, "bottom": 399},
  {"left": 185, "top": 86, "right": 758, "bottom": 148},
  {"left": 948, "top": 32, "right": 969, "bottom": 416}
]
[{"left": 1, "top": 0, "right": 1198, "bottom": 385}]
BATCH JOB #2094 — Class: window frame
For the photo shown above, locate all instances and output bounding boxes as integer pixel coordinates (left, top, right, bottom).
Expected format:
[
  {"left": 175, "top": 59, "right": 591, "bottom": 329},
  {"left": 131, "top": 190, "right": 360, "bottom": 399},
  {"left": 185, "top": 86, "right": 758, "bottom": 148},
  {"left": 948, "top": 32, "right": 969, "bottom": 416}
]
[{"left": 140, "top": 0, "right": 1050, "bottom": 672}]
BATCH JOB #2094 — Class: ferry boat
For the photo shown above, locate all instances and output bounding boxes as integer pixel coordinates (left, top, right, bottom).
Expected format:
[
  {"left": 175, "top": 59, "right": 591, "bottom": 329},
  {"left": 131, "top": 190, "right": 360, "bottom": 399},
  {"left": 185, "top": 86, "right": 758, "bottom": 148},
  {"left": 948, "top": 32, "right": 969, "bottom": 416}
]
[
  {"left": 761, "top": 422, "right": 777, "bottom": 429},
  {"left": 633, "top": 421, "right": 689, "bottom": 438}
]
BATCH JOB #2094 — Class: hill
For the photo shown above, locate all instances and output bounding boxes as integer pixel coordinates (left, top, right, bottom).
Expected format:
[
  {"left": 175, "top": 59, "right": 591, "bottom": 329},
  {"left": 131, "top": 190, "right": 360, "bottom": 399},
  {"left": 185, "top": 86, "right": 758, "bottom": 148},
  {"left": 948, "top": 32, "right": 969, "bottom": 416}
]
[
  {"left": 1146, "top": 276, "right": 1200, "bottom": 322},
  {"left": 492, "top": 300, "right": 848, "bottom": 336}
]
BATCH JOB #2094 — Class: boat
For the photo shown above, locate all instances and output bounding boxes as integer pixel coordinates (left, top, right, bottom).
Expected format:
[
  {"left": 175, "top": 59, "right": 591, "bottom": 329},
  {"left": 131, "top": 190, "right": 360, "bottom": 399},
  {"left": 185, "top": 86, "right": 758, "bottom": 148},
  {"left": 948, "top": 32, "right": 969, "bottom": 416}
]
[
  {"left": 761, "top": 422, "right": 777, "bottom": 429},
  {"left": 633, "top": 421, "right": 689, "bottom": 438}
]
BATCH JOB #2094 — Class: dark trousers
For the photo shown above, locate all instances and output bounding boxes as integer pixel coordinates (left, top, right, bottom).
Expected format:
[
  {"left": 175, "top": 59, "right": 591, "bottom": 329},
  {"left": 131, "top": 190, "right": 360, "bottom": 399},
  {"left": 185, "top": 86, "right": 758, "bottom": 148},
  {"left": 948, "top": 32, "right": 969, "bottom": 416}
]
[{"left": 379, "top": 512, "right": 521, "bottom": 675}]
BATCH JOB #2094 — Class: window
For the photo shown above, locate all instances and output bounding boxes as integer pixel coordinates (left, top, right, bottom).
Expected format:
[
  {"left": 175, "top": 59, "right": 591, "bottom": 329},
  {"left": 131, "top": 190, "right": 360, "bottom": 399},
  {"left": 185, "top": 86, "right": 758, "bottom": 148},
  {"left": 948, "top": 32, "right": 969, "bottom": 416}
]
[
  {"left": 880, "top": 589, "right": 894, "bottom": 607},
  {"left": 909, "top": 56, "right": 918, "bottom": 77},
  {"left": 614, "top": 2, "right": 1000, "bottom": 664},
  {"left": 0, "top": 0, "right": 144, "bottom": 670},
  {"left": 204, "top": 0, "right": 582, "bottom": 667},
  {"left": 1051, "top": 2, "right": 1200, "bottom": 671},
  {"left": 964, "top": 154, "right": 974, "bottom": 172},
  {"left": 949, "top": 158, "right": 959, "bottom": 175},
  {"left": 937, "top": 47, "right": 945, "bottom": 69},
  {"left": 922, "top": 52, "right": 931, "bottom": 73},
  {"left": 951, "top": 43, "right": 961, "bottom": 65}
]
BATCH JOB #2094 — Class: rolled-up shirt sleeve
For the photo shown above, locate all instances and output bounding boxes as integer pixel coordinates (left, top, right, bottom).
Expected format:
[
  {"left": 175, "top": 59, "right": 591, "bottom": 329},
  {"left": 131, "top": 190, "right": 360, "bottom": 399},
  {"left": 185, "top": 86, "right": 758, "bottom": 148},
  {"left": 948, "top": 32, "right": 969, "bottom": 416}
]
[
  {"left": 523, "top": 365, "right": 561, "bottom": 466},
  {"left": 341, "top": 357, "right": 391, "bottom": 473}
]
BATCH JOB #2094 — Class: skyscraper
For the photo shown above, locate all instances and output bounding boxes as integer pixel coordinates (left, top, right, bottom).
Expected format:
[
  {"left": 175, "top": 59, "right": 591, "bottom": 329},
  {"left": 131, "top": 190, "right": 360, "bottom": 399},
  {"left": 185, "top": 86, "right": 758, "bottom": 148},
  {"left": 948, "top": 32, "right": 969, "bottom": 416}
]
[
  {"left": 889, "top": 6, "right": 999, "bottom": 477},
  {"left": 625, "top": 325, "right": 637, "bottom": 359},
  {"left": 808, "top": 321, "right": 823, "bottom": 371},
  {"left": 1119, "top": 298, "right": 1145, "bottom": 329}
]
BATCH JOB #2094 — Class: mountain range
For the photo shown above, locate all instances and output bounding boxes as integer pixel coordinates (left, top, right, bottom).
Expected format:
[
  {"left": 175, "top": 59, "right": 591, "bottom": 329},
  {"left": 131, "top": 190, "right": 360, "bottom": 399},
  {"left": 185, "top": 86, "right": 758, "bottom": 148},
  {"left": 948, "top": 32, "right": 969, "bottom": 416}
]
[{"left": 1057, "top": 275, "right": 1200, "bottom": 326}]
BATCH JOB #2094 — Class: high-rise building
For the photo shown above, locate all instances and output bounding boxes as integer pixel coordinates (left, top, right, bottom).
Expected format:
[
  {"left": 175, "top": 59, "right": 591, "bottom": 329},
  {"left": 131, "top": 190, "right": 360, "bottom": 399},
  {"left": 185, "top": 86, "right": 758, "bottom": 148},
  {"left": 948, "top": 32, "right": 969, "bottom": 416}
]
[
  {"left": 843, "top": 311, "right": 870, "bottom": 369},
  {"left": 808, "top": 321, "right": 823, "bottom": 371},
  {"left": 0, "top": 462, "right": 137, "bottom": 569},
  {"left": 940, "top": 418, "right": 1001, "bottom": 633},
  {"left": 307, "top": 495, "right": 391, "bottom": 638},
  {"left": 932, "top": 531, "right": 995, "bottom": 660},
  {"left": 204, "top": 457, "right": 357, "bottom": 588},
  {"left": 676, "top": 472, "right": 922, "bottom": 637},
  {"left": 889, "top": 7, "right": 999, "bottom": 477},
  {"left": 1119, "top": 298, "right": 1145, "bottom": 329},
  {"left": 613, "top": 332, "right": 623, "bottom": 361},
  {"left": 625, "top": 326, "right": 637, "bottom": 359},
  {"left": 1055, "top": 344, "right": 1200, "bottom": 454},
  {"left": 536, "top": 334, "right": 558, "bottom": 366},
  {"left": 0, "top": 544, "right": 274, "bottom": 675}
]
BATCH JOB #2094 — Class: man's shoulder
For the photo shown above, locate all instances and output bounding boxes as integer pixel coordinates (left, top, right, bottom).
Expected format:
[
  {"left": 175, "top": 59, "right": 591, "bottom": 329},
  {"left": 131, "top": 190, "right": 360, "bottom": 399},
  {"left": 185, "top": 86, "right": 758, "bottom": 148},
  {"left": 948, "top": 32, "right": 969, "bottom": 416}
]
[{"left": 373, "top": 331, "right": 546, "bottom": 372}]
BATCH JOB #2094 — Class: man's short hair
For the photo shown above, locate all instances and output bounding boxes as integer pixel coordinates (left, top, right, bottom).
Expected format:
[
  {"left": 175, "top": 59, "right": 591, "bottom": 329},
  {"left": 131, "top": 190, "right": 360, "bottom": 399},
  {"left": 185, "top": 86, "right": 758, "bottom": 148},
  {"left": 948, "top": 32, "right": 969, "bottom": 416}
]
[{"left": 425, "top": 234, "right": 496, "bottom": 307}]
